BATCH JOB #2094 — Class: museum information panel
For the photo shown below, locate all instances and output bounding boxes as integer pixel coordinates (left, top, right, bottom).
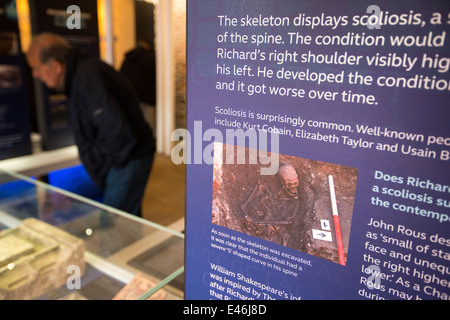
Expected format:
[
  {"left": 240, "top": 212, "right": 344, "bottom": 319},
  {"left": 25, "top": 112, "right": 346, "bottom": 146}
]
[
  {"left": 0, "top": 0, "right": 32, "bottom": 160},
  {"left": 185, "top": 0, "right": 449, "bottom": 300}
]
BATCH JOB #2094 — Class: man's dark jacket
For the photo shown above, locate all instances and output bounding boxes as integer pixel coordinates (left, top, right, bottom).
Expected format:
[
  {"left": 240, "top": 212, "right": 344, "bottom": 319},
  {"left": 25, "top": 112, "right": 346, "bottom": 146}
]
[{"left": 64, "top": 50, "right": 155, "bottom": 188}]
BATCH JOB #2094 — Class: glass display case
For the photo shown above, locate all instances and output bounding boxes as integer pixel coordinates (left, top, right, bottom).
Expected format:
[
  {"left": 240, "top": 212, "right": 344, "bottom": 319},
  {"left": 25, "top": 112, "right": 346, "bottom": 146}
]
[{"left": 0, "top": 168, "right": 184, "bottom": 300}]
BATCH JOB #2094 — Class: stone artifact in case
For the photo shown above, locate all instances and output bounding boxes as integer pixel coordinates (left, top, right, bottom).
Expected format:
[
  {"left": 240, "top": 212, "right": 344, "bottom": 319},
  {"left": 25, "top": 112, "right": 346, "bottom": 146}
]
[{"left": 0, "top": 218, "right": 85, "bottom": 300}]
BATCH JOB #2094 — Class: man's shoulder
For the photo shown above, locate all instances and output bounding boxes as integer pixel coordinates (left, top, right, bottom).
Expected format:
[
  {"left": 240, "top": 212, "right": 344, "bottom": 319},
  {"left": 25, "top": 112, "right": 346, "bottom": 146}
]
[
  {"left": 74, "top": 57, "right": 118, "bottom": 85},
  {"left": 76, "top": 57, "right": 105, "bottom": 73}
]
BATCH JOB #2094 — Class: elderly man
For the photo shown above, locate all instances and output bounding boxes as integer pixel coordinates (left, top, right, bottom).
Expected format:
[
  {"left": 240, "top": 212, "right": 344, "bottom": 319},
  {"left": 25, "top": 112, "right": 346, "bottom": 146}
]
[{"left": 26, "top": 33, "right": 155, "bottom": 217}]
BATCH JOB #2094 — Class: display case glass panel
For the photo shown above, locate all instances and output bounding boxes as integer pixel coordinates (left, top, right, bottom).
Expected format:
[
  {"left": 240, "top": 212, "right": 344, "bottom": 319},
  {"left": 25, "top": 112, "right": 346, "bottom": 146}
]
[{"left": 0, "top": 168, "right": 184, "bottom": 300}]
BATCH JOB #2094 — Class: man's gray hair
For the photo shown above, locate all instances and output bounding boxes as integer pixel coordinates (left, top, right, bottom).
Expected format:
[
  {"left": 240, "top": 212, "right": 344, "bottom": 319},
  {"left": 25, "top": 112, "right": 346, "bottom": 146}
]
[{"left": 32, "top": 33, "right": 73, "bottom": 64}]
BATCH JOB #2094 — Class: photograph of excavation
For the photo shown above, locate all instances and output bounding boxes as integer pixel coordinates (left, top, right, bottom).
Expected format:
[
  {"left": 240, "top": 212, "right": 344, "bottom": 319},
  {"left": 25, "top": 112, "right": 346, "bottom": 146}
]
[{"left": 212, "top": 143, "right": 358, "bottom": 265}]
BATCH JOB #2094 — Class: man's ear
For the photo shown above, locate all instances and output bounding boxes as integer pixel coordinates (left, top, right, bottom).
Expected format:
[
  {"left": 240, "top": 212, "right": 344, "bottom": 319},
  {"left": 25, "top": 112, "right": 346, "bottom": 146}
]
[
  {"left": 51, "top": 59, "right": 64, "bottom": 73},
  {"left": 48, "top": 59, "right": 66, "bottom": 88}
]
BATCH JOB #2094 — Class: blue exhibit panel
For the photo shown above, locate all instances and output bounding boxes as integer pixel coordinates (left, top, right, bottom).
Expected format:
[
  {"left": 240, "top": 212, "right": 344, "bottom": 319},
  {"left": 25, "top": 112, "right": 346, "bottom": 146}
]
[{"left": 185, "top": 0, "right": 449, "bottom": 300}]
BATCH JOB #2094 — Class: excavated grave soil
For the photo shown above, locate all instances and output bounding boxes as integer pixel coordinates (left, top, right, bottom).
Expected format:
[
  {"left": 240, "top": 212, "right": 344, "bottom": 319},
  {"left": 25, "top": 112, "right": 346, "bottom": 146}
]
[{"left": 212, "top": 145, "right": 358, "bottom": 264}]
